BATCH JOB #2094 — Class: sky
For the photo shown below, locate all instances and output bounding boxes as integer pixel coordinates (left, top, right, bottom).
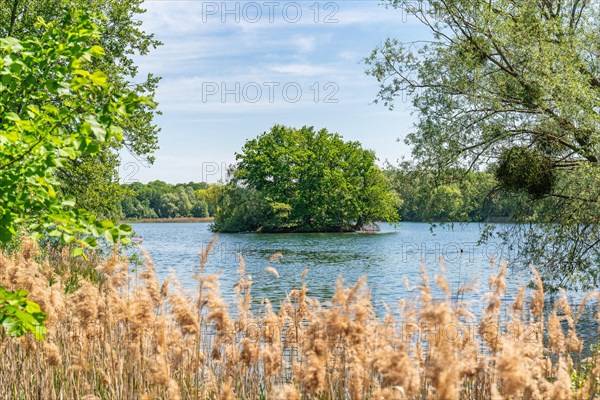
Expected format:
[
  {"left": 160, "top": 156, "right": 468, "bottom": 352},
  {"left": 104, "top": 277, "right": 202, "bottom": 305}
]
[{"left": 120, "top": 0, "right": 430, "bottom": 184}]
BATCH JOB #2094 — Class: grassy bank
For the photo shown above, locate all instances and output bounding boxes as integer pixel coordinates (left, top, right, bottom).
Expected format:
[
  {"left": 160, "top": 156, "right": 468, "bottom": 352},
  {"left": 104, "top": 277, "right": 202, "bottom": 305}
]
[
  {"left": 122, "top": 217, "right": 215, "bottom": 224},
  {"left": 0, "top": 239, "right": 598, "bottom": 399}
]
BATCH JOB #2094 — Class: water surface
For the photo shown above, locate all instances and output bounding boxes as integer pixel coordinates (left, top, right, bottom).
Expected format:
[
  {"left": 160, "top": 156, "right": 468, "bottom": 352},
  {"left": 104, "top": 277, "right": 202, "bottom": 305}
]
[
  {"left": 129, "top": 222, "right": 598, "bottom": 349},
  {"left": 130, "top": 222, "right": 559, "bottom": 309}
]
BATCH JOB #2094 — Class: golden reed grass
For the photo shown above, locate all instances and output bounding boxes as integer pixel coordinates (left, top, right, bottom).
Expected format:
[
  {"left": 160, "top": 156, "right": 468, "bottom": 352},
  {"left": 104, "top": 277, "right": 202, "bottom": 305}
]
[{"left": 0, "top": 238, "right": 598, "bottom": 399}]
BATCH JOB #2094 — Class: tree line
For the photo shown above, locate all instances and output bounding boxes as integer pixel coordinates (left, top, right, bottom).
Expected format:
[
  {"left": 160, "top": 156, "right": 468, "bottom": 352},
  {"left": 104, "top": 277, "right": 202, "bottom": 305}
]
[
  {"left": 120, "top": 181, "right": 221, "bottom": 219},
  {"left": 383, "top": 162, "right": 527, "bottom": 223},
  {"left": 118, "top": 160, "right": 523, "bottom": 225}
]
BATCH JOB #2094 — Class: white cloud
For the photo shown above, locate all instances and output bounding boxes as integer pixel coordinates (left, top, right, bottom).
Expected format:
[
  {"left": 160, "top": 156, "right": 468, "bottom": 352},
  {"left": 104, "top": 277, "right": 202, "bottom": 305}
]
[
  {"left": 291, "top": 35, "right": 316, "bottom": 53},
  {"left": 339, "top": 51, "right": 360, "bottom": 62},
  {"left": 128, "top": 0, "right": 422, "bottom": 183},
  {"left": 268, "top": 64, "right": 332, "bottom": 76}
]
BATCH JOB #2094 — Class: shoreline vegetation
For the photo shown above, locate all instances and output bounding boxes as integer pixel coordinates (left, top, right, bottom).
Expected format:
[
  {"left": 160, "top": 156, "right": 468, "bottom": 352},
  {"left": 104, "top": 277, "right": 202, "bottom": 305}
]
[
  {"left": 118, "top": 167, "right": 525, "bottom": 232},
  {"left": 0, "top": 239, "right": 598, "bottom": 399},
  {"left": 122, "top": 217, "right": 215, "bottom": 224}
]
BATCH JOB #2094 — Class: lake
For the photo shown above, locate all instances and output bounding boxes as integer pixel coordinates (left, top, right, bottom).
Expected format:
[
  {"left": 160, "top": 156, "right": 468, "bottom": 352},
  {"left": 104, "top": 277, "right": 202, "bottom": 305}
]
[
  {"left": 129, "top": 222, "right": 591, "bottom": 311},
  {"left": 129, "top": 222, "right": 598, "bottom": 349},
  {"left": 131, "top": 222, "right": 598, "bottom": 347}
]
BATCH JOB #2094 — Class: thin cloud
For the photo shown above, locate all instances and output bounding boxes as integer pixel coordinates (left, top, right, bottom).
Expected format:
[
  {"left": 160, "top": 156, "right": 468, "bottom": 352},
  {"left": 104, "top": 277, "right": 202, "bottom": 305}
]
[{"left": 268, "top": 64, "right": 333, "bottom": 76}]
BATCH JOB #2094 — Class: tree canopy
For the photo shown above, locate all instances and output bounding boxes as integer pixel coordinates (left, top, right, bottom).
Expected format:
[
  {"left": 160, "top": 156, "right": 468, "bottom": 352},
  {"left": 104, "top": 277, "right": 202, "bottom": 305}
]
[
  {"left": 0, "top": 10, "right": 148, "bottom": 338},
  {"left": 1, "top": 0, "right": 161, "bottom": 220},
  {"left": 384, "top": 162, "right": 523, "bottom": 223},
  {"left": 366, "top": 0, "right": 599, "bottom": 290},
  {"left": 120, "top": 181, "right": 220, "bottom": 220},
  {"left": 213, "top": 125, "right": 399, "bottom": 233},
  {"left": 0, "top": 11, "right": 143, "bottom": 247}
]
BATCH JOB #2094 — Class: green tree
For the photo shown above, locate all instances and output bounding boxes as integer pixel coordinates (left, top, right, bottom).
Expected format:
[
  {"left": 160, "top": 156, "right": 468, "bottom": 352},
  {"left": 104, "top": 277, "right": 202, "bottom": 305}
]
[
  {"left": 0, "top": 11, "right": 140, "bottom": 245},
  {"left": 214, "top": 125, "right": 399, "bottom": 232},
  {"left": 366, "top": 0, "right": 599, "bottom": 290},
  {"left": 0, "top": 12, "right": 143, "bottom": 337},
  {"left": 384, "top": 162, "right": 519, "bottom": 222},
  {"left": 191, "top": 200, "right": 209, "bottom": 218},
  {"left": 120, "top": 181, "right": 219, "bottom": 220},
  {"left": 197, "top": 184, "right": 223, "bottom": 216},
  {"left": 56, "top": 152, "right": 126, "bottom": 220},
  {"left": 213, "top": 185, "right": 270, "bottom": 233},
  {"left": 1, "top": 0, "right": 161, "bottom": 219}
]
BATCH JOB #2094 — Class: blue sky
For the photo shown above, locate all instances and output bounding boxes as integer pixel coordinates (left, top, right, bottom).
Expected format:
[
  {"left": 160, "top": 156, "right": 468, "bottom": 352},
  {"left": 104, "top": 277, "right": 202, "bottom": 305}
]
[{"left": 120, "top": 1, "right": 429, "bottom": 183}]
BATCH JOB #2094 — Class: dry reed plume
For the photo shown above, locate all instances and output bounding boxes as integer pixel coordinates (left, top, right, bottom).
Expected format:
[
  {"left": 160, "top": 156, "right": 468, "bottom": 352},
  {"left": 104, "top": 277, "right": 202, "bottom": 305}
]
[{"left": 0, "top": 238, "right": 598, "bottom": 399}]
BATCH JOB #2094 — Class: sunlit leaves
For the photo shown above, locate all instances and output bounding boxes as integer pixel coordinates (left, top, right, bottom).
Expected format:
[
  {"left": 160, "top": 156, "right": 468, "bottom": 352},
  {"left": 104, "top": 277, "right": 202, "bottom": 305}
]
[
  {"left": 215, "top": 125, "right": 399, "bottom": 232},
  {"left": 0, "top": 286, "right": 47, "bottom": 340},
  {"left": 367, "top": 0, "right": 600, "bottom": 289},
  {"left": 0, "top": 11, "right": 145, "bottom": 248}
]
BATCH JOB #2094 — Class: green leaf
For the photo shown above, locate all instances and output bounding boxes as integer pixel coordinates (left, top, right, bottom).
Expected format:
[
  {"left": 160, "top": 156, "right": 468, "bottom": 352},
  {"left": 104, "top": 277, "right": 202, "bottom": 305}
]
[
  {"left": 118, "top": 224, "right": 133, "bottom": 233},
  {"left": 30, "top": 232, "right": 42, "bottom": 242},
  {"left": 90, "top": 71, "right": 107, "bottom": 86},
  {"left": 84, "top": 140, "right": 100, "bottom": 154},
  {"left": 0, "top": 287, "right": 46, "bottom": 340},
  {"left": 2, "top": 317, "right": 24, "bottom": 337},
  {"left": 0, "top": 129, "right": 19, "bottom": 141},
  {"left": 88, "top": 45, "right": 105, "bottom": 58},
  {"left": 103, "top": 229, "right": 115, "bottom": 243},
  {"left": 62, "top": 197, "right": 76, "bottom": 207},
  {"left": 100, "top": 220, "right": 114, "bottom": 229},
  {"left": 4, "top": 112, "right": 21, "bottom": 121},
  {"left": 71, "top": 247, "right": 84, "bottom": 257},
  {"left": 0, "top": 37, "right": 23, "bottom": 52}
]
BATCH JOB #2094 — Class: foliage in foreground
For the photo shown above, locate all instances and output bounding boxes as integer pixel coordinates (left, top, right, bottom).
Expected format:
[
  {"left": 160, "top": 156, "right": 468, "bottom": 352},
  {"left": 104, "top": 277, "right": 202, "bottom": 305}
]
[
  {"left": 0, "top": 286, "right": 46, "bottom": 340},
  {"left": 0, "top": 12, "right": 141, "bottom": 247},
  {"left": 0, "top": 10, "right": 149, "bottom": 340},
  {"left": 1, "top": 0, "right": 162, "bottom": 220},
  {"left": 214, "top": 125, "right": 399, "bottom": 233},
  {"left": 0, "top": 239, "right": 598, "bottom": 399}
]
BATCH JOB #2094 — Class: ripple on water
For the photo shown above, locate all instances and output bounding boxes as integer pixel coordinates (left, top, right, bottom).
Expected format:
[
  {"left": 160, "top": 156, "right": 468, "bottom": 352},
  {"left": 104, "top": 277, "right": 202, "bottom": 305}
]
[{"left": 129, "top": 221, "right": 598, "bottom": 348}]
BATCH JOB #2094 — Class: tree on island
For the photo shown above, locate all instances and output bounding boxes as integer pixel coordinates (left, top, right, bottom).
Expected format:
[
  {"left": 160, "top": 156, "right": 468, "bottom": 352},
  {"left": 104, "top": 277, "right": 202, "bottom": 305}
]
[
  {"left": 212, "top": 125, "right": 399, "bottom": 233},
  {"left": 366, "top": 0, "right": 599, "bottom": 290}
]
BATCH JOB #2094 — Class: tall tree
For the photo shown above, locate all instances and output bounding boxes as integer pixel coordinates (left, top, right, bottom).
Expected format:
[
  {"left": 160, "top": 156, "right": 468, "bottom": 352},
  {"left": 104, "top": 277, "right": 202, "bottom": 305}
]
[
  {"left": 0, "top": 11, "right": 143, "bottom": 337},
  {"left": 214, "top": 125, "right": 399, "bottom": 232},
  {"left": 0, "top": 11, "right": 141, "bottom": 245},
  {"left": 1, "top": 0, "right": 161, "bottom": 219},
  {"left": 366, "top": 0, "right": 599, "bottom": 289}
]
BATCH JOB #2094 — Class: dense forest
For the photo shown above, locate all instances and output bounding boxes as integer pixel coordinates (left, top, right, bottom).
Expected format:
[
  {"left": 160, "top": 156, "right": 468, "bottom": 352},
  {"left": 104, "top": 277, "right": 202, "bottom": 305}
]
[
  {"left": 120, "top": 181, "right": 220, "bottom": 219},
  {"left": 383, "top": 163, "right": 526, "bottom": 223},
  {"left": 119, "top": 163, "right": 524, "bottom": 224}
]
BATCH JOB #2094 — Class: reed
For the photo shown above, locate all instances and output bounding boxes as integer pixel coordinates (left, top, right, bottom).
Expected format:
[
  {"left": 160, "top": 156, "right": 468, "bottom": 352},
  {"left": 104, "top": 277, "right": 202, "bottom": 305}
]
[{"left": 0, "top": 238, "right": 598, "bottom": 399}]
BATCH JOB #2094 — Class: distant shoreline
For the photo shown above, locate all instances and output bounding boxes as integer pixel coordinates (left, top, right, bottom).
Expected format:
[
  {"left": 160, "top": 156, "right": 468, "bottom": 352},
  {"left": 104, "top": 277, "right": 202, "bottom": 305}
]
[{"left": 122, "top": 217, "right": 214, "bottom": 223}]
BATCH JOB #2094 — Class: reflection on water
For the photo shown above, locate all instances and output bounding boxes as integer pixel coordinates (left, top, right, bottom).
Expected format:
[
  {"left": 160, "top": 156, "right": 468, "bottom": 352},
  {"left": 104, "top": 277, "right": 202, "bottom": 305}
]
[{"left": 130, "top": 222, "right": 598, "bottom": 348}]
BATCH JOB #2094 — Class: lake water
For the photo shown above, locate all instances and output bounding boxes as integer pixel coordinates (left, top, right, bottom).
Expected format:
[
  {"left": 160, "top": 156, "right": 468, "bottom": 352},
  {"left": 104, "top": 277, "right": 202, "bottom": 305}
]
[
  {"left": 129, "top": 222, "right": 593, "bottom": 312},
  {"left": 129, "top": 221, "right": 598, "bottom": 351}
]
